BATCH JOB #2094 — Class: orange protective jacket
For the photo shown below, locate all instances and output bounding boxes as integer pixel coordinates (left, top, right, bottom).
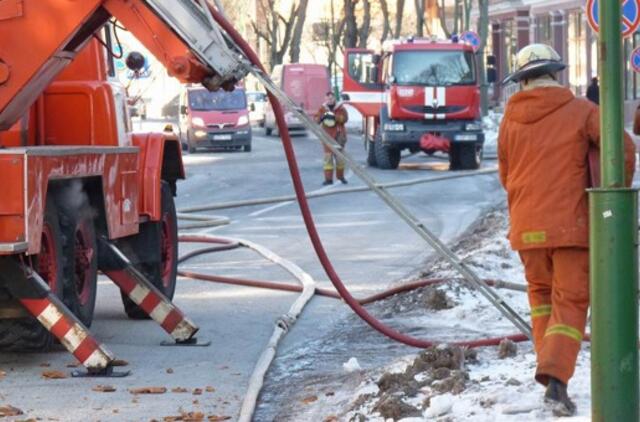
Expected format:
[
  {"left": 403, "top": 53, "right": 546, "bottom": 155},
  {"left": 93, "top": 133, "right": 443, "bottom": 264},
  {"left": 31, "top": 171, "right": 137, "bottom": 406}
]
[
  {"left": 315, "top": 103, "right": 348, "bottom": 142},
  {"left": 498, "top": 87, "right": 636, "bottom": 251}
]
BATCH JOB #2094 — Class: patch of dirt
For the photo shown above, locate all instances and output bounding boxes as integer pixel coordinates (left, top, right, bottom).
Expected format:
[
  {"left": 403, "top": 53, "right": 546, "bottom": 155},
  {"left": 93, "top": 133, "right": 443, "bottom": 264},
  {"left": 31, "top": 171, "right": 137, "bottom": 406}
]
[
  {"left": 351, "top": 345, "right": 476, "bottom": 420},
  {"left": 498, "top": 339, "right": 518, "bottom": 359},
  {"left": 372, "top": 394, "right": 422, "bottom": 420},
  {"left": 423, "top": 287, "right": 456, "bottom": 311}
]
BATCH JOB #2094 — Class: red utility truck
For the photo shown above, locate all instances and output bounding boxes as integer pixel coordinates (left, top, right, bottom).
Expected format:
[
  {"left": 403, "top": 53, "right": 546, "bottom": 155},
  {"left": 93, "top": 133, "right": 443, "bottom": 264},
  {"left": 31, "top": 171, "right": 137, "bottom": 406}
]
[
  {"left": 343, "top": 38, "right": 486, "bottom": 170},
  {"left": 0, "top": 0, "right": 246, "bottom": 375},
  {"left": 264, "top": 64, "right": 331, "bottom": 136}
]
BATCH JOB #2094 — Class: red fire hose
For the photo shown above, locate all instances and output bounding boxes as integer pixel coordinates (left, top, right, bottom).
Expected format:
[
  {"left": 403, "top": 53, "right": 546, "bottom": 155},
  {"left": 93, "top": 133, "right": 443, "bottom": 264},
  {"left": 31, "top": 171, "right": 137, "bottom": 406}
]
[{"left": 200, "top": 6, "right": 528, "bottom": 349}]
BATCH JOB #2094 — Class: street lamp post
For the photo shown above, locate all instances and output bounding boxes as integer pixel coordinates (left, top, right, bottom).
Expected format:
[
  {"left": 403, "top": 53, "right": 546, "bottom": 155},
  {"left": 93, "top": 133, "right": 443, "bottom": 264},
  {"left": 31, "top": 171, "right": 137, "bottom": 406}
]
[{"left": 590, "top": 0, "right": 639, "bottom": 420}]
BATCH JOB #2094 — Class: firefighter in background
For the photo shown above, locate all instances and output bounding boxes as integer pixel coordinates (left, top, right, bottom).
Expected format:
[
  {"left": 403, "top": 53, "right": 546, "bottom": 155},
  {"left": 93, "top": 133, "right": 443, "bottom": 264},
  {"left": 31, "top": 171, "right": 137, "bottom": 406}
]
[
  {"left": 316, "top": 92, "right": 349, "bottom": 185},
  {"left": 499, "top": 44, "right": 635, "bottom": 416}
]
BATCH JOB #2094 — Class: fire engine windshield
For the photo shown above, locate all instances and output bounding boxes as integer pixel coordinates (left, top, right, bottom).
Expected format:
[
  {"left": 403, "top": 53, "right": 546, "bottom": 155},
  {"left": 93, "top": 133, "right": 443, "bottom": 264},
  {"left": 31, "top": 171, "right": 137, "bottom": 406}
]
[
  {"left": 188, "top": 89, "right": 247, "bottom": 111},
  {"left": 392, "top": 50, "right": 476, "bottom": 86}
]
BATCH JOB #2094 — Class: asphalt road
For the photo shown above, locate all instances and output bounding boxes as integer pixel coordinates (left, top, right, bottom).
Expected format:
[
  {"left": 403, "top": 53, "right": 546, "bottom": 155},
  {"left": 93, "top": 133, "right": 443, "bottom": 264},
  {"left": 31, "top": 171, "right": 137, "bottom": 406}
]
[{"left": 0, "top": 125, "right": 505, "bottom": 421}]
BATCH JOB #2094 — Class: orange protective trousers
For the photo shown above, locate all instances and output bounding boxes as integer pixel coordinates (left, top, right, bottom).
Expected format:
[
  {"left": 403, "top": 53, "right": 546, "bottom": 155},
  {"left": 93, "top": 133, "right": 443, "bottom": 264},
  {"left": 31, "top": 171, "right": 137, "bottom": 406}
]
[{"left": 518, "top": 247, "right": 589, "bottom": 385}]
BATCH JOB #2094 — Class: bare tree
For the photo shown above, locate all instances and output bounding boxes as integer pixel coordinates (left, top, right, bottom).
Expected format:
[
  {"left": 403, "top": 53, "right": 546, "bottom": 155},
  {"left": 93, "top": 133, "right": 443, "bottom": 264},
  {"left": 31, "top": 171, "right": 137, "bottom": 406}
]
[
  {"left": 357, "top": 0, "right": 371, "bottom": 48},
  {"left": 379, "top": 0, "right": 392, "bottom": 43},
  {"left": 289, "top": 0, "right": 310, "bottom": 63},
  {"left": 343, "top": 0, "right": 373, "bottom": 48},
  {"left": 414, "top": 0, "right": 425, "bottom": 37},
  {"left": 250, "top": 0, "right": 307, "bottom": 70},
  {"left": 394, "top": 0, "right": 406, "bottom": 38}
]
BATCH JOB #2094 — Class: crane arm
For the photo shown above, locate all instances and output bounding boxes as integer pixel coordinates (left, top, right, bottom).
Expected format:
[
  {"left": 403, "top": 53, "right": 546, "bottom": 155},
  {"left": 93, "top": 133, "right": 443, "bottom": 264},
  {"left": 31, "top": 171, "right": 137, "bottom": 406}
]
[{"left": 0, "top": 0, "right": 246, "bottom": 131}]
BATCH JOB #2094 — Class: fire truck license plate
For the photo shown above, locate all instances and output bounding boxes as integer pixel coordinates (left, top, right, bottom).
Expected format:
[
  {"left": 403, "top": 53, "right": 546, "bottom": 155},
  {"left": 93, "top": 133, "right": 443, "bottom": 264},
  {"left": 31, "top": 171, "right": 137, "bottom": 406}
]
[{"left": 213, "top": 134, "right": 232, "bottom": 141}]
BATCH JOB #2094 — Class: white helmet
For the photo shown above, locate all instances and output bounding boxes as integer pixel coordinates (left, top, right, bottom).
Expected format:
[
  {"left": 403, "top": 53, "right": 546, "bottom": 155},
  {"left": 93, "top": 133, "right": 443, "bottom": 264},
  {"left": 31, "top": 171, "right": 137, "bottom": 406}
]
[{"left": 502, "top": 44, "right": 566, "bottom": 85}]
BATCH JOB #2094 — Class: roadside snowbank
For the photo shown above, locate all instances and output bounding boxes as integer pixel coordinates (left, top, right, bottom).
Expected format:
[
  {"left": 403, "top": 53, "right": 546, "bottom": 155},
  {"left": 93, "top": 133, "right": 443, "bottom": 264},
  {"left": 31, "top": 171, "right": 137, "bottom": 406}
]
[{"left": 298, "top": 209, "right": 592, "bottom": 421}]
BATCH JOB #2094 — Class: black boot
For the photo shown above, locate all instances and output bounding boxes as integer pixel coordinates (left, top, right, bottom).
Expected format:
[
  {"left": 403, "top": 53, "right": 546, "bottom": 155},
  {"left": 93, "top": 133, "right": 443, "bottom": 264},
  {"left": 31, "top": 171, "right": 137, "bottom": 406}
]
[
  {"left": 544, "top": 377, "right": 576, "bottom": 417},
  {"left": 322, "top": 180, "right": 333, "bottom": 186}
]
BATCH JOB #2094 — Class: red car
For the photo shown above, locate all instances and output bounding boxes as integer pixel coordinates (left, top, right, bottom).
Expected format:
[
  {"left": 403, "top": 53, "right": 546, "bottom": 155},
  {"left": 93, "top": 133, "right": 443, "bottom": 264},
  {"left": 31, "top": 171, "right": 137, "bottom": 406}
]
[{"left": 179, "top": 86, "right": 252, "bottom": 153}]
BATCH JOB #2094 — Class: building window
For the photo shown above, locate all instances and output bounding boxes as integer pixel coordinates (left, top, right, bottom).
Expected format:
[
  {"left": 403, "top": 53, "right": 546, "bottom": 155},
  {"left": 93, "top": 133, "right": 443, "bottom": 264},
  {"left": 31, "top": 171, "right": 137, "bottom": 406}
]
[
  {"left": 536, "top": 14, "right": 553, "bottom": 46},
  {"left": 503, "top": 19, "right": 517, "bottom": 76},
  {"left": 568, "top": 10, "right": 587, "bottom": 95}
]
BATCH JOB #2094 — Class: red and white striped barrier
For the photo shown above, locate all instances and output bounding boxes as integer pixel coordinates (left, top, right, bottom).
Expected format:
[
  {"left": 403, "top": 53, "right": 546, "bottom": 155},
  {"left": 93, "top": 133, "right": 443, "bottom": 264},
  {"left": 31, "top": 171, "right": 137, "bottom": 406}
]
[
  {"left": 20, "top": 295, "right": 113, "bottom": 370},
  {"left": 99, "top": 239, "right": 199, "bottom": 343},
  {"left": 105, "top": 269, "right": 198, "bottom": 342}
]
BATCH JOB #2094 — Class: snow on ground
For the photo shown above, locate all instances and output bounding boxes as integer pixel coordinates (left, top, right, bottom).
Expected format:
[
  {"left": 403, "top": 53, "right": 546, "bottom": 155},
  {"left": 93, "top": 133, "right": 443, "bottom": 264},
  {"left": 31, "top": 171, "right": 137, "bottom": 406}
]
[
  {"left": 293, "top": 208, "right": 593, "bottom": 421},
  {"left": 483, "top": 111, "right": 502, "bottom": 158}
]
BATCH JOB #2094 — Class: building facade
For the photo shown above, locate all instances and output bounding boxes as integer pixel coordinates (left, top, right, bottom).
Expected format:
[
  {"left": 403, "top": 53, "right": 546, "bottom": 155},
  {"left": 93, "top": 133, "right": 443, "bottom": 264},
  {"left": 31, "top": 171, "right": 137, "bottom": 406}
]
[{"left": 487, "top": 0, "right": 639, "bottom": 121}]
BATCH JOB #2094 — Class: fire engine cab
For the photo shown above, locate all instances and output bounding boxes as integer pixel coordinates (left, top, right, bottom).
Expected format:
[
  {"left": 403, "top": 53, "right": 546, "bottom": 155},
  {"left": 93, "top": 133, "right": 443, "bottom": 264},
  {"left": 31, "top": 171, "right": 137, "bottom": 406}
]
[{"left": 343, "top": 38, "right": 487, "bottom": 170}]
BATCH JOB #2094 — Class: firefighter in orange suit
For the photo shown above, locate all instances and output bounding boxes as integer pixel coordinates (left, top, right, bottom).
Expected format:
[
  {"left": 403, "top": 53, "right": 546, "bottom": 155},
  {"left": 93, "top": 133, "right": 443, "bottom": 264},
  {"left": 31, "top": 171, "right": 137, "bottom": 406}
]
[
  {"left": 499, "top": 44, "right": 635, "bottom": 416},
  {"left": 315, "top": 92, "right": 349, "bottom": 185}
]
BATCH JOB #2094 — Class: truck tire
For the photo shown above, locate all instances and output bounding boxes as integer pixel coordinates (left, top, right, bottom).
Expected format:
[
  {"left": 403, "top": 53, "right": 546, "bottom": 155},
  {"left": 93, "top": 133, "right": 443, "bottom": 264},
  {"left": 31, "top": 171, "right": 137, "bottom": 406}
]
[
  {"left": 366, "top": 137, "right": 378, "bottom": 167},
  {"left": 265, "top": 126, "right": 273, "bottom": 136},
  {"left": 0, "top": 197, "right": 66, "bottom": 351},
  {"left": 450, "top": 143, "right": 482, "bottom": 171},
  {"left": 244, "top": 143, "right": 252, "bottom": 152},
  {"left": 121, "top": 182, "right": 178, "bottom": 319},
  {"left": 374, "top": 131, "right": 400, "bottom": 170},
  {"left": 58, "top": 195, "right": 98, "bottom": 328}
]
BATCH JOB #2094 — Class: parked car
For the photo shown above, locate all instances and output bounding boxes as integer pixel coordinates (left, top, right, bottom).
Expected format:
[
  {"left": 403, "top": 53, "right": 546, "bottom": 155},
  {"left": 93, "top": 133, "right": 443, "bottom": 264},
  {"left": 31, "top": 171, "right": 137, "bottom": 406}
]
[
  {"left": 179, "top": 86, "right": 252, "bottom": 153},
  {"left": 247, "top": 91, "right": 267, "bottom": 127},
  {"left": 162, "top": 94, "right": 180, "bottom": 119},
  {"left": 263, "top": 64, "right": 331, "bottom": 136}
]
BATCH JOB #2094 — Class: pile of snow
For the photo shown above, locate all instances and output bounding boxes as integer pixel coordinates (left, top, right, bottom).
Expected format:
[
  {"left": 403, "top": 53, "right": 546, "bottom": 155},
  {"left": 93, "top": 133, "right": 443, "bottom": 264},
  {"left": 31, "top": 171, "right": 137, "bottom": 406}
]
[
  {"left": 343, "top": 358, "right": 362, "bottom": 373},
  {"left": 483, "top": 111, "right": 503, "bottom": 155},
  {"left": 298, "top": 209, "right": 592, "bottom": 421}
]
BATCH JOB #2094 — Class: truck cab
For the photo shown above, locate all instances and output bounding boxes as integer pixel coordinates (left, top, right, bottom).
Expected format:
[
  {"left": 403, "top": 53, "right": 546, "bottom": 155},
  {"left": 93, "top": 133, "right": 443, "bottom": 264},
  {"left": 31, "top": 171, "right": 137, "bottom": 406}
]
[{"left": 343, "top": 38, "right": 485, "bottom": 170}]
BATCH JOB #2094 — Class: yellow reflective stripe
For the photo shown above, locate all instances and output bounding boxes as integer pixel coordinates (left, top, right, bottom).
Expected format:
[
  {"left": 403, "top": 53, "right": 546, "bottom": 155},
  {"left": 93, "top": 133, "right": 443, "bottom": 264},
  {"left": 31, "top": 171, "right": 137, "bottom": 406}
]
[
  {"left": 522, "top": 231, "right": 547, "bottom": 244},
  {"left": 531, "top": 304, "right": 552, "bottom": 318},
  {"left": 545, "top": 324, "right": 583, "bottom": 342}
]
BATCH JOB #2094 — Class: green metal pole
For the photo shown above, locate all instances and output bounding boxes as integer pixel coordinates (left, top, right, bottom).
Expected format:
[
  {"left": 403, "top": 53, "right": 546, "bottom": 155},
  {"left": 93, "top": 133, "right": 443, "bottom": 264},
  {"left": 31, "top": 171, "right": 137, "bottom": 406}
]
[
  {"left": 478, "top": 0, "right": 489, "bottom": 117},
  {"left": 590, "top": 0, "right": 639, "bottom": 419}
]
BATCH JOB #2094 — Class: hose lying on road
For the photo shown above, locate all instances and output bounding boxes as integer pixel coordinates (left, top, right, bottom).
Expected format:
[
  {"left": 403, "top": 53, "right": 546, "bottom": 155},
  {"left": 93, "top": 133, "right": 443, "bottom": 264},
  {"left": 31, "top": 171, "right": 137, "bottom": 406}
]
[
  {"left": 178, "top": 168, "right": 498, "bottom": 214},
  {"left": 207, "top": 5, "right": 529, "bottom": 349},
  {"left": 178, "top": 234, "right": 529, "bottom": 347},
  {"left": 178, "top": 235, "right": 316, "bottom": 422}
]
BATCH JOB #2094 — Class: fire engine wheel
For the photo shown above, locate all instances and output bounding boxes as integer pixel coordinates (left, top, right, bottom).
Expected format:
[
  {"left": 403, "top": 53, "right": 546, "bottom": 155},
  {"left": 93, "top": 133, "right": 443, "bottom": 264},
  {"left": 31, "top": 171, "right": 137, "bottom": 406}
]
[
  {"left": 450, "top": 143, "right": 482, "bottom": 171},
  {"left": 0, "top": 197, "right": 65, "bottom": 351},
  {"left": 373, "top": 132, "right": 400, "bottom": 170},
  {"left": 59, "top": 196, "right": 98, "bottom": 328},
  {"left": 366, "top": 137, "right": 378, "bottom": 167},
  {"left": 121, "top": 182, "right": 178, "bottom": 319}
]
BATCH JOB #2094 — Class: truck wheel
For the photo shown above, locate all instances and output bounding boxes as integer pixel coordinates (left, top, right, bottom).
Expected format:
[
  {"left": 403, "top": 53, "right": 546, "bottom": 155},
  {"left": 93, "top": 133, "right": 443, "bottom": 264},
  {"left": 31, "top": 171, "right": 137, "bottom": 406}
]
[
  {"left": 374, "top": 131, "right": 400, "bottom": 170},
  {"left": 58, "top": 196, "right": 98, "bottom": 328},
  {"left": 244, "top": 143, "right": 252, "bottom": 152},
  {"left": 265, "top": 126, "right": 273, "bottom": 136},
  {"left": 450, "top": 143, "right": 482, "bottom": 171},
  {"left": 366, "top": 137, "right": 378, "bottom": 167},
  {"left": 0, "top": 197, "right": 65, "bottom": 351},
  {"left": 121, "top": 182, "right": 178, "bottom": 319}
]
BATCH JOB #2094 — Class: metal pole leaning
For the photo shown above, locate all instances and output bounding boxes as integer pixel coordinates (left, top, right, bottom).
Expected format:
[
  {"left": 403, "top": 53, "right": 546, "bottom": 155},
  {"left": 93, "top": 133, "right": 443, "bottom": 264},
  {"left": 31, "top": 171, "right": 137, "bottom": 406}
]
[
  {"left": 213, "top": 52, "right": 531, "bottom": 338},
  {"left": 590, "top": 1, "right": 639, "bottom": 420}
]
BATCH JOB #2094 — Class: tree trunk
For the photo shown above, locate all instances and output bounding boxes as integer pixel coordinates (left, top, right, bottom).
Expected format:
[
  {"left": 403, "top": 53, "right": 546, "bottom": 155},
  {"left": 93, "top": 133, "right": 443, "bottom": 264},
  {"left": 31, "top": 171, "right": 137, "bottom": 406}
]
[
  {"left": 379, "top": 0, "right": 391, "bottom": 43},
  {"left": 344, "top": 0, "right": 358, "bottom": 48},
  {"left": 437, "top": 0, "right": 451, "bottom": 38},
  {"left": 394, "top": 0, "right": 405, "bottom": 38},
  {"left": 289, "top": 0, "right": 309, "bottom": 63},
  {"left": 357, "top": 0, "right": 371, "bottom": 48},
  {"left": 414, "top": 0, "right": 425, "bottom": 37}
]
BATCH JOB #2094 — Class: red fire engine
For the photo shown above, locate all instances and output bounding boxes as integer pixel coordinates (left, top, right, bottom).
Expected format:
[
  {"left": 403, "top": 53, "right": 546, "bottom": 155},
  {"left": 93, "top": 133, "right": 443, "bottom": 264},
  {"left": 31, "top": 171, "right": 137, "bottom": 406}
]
[{"left": 343, "top": 38, "right": 488, "bottom": 170}]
